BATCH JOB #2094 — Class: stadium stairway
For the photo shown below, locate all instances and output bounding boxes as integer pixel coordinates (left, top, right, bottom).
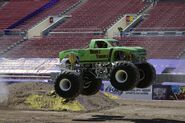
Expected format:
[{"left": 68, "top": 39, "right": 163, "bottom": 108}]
[
  {"left": 0, "top": 0, "right": 84, "bottom": 57},
  {"left": 0, "top": 37, "right": 25, "bottom": 56},
  {"left": 53, "top": 0, "right": 148, "bottom": 32},
  {"left": 178, "top": 50, "right": 185, "bottom": 59},
  {"left": 0, "top": 35, "right": 25, "bottom": 56}
]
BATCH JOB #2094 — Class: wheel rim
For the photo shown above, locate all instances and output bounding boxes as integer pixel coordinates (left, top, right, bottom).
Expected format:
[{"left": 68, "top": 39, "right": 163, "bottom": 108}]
[
  {"left": 115, "top": 70, "right": 128, "bottom": 83},
  {"left": 59, "top": 79, "right": 72, "bottom": 92},
  {"left": 139, "top": 69, "right": 145, "bottom": 81}
]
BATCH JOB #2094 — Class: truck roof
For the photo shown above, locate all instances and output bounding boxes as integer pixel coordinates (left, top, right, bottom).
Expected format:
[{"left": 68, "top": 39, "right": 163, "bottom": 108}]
[{"left": 90, "top": 38, "right": 118, "bottom": 42}]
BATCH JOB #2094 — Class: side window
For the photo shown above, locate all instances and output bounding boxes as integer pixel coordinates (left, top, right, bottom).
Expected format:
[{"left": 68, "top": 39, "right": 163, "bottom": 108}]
[{"left": 95, "top": 41, "right": 108, "bottom": 48}]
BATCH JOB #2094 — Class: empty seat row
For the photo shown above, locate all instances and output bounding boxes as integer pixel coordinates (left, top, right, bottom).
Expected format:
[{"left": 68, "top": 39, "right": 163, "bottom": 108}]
[
  {"left": 4, "top": 34, "right": 104, "bottom": 58},
  {"left": 0, "top": 35, "right": 22, "bottom": 53},
  {"left": 16, "top": 0, "right": 80, "bottom": 30},
  {"left": 138, "top": 0, "right": 185, "bottom": 31},
  {"left": 116, "top": 36, "right": 185, "bottom": 59},
  {"left": 54, "top": 0, "right": 147, "bottom": 32},
  {"left": 0, "top": 0, "right": 48, "bottom": 30}
]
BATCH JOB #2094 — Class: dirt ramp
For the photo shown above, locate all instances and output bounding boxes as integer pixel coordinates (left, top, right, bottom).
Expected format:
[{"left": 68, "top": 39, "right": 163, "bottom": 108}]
[
  {"left": 7, "top": 83, "right": 51, "bottom": 108},
  {"left": 4, "top": 82, "right": 118, "bottom": 112}
]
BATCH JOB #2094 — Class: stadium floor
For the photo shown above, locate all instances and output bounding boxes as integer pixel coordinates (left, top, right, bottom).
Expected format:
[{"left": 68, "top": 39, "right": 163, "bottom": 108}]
[
  {"left": 0, "top": 100, "right": 185, "bottom": 123},
  {"left": 0, "top": 82, "right": 185, "bottom": 123}
]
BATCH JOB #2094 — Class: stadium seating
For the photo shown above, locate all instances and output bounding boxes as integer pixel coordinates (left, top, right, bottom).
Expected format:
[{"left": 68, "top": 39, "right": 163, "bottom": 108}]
[
  {"left": 4, "top": 34, "right": 104, "bottom": 58},
  {"left": 0, "top": 35, "right": 22, "bottom": 53},
  {"left": 2, "top": 0, "right": 185, "bottom": 60},
  {"left": 53, "top": 0, "right": 146, "bottom": 32},
  {"left": 0, "top": 0, "right": 48, "bottom": 30},
  {"left": 137, "top": 0, "right": 185, "bottom": 31},
  {"left": 117, "top": 36, "right": 185, "bottom": 59},
  {"left": 16, "top": 0, "right": 80, "bottom": 30}
]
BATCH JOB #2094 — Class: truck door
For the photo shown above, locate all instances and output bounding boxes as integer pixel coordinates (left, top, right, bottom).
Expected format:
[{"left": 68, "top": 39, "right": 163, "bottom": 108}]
[
  {"left": 79, "top": 41, "right": 111, "bottom": 63},
  {"left": 89, "top": 41, "right": 110, "bottom": 62}
]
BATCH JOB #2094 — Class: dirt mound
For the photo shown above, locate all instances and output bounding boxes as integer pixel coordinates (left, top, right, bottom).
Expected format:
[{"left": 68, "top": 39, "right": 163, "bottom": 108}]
[
  {"left": 6, "top": 82, "right": 53, "bottom": 110},
  {"left": 1, "top": 82, "right": 118, "bottom": 112},
  {"left": 77, "top": 92, "right": 119, "bottom": 111}
]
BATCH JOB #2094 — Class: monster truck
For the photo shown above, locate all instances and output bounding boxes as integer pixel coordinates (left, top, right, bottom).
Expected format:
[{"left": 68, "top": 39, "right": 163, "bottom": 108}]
[{"left": 54, "top": 38, "right": 156, "bottom": 100}]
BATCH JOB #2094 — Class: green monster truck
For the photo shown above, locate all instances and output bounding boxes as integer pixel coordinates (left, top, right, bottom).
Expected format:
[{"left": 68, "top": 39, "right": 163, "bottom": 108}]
[{"left": 54, "top": 38, "right": 156, "bottom": 100}]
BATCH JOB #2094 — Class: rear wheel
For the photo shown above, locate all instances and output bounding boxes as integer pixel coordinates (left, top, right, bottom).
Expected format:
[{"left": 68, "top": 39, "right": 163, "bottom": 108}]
[
  {"left": 110, "top": 62, "right": 140, "bottom": 91},
  {"left": 136, "top": 62, "right": 156, "bottom": 88},
  {"left": 81, "top": 72, "right": 102, "bottom": 96},
  {"left": 54, "top": 71, "right": 83, "bottom": 100}
]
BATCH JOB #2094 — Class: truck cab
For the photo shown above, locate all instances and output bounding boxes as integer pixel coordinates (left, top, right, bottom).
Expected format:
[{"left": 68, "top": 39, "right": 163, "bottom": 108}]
[
  {"left": 88, "top": 39, "right": 119, "bottom": 48},
  {"left": 59, "top": 38, "right": 146, "bottom": 64},
  {"left": 88, "top": 39, "right": 146, "bottom": 63}
]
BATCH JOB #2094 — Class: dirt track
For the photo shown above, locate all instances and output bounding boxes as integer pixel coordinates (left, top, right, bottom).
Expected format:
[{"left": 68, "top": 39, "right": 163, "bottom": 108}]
[
  {"left": 0, "top": 99, "right": 185, "bottom": 123},
  {"left": 0, "top": 83, "right": 185, "bottom": 123}
]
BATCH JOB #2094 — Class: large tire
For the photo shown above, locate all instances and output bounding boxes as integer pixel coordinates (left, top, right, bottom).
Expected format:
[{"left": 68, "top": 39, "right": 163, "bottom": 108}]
[
  {"left": 81, "top": 72, "right": 102, "bottom": 96},
  {"left": 110, "top": 62, "right": 140, "bottom": 91},
  {"left": 54, "top": 71, "right": 83, "bottom": 100},
  {"left": 136, "top": 62, "right": 156, "bottom": 88}
]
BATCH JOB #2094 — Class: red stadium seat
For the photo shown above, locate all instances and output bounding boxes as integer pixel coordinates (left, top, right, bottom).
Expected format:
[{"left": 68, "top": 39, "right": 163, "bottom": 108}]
[
  {"left": 53, "top": 0, "right": 147, "bottom": 32},
  {"left": 116, "top": 36, "right": 185, "bottom": 59},
  {"left": 137, "top": 0, "right": 185, "bottom": 31},
  {"left": 0, "top": 0, "right": 48, "bottom": 30},
  {"left": 4, "top": 34, "right": 104, "bottom": 58}
]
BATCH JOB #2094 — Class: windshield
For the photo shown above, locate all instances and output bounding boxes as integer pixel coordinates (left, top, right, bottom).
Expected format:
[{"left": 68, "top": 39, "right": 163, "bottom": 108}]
[{"left": 110, "top": 41, "right": 120, "bottom": 47}]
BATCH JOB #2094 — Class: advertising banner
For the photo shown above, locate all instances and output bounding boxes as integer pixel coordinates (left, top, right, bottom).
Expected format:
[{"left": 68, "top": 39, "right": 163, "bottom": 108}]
[
  {"left": 101, "top": 81, "right": 153, "bottom": 100},
  {"left": 152, "top": 83, "right": 185, "bottom": 100},
  {"left": 152, "top": 84, "right": 172, "bottom": 100}
]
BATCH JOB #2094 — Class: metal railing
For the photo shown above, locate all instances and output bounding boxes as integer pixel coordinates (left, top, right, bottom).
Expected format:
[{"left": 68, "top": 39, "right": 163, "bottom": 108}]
[{"left": 0, "top": 29, "right": 26, "bottom": 36}]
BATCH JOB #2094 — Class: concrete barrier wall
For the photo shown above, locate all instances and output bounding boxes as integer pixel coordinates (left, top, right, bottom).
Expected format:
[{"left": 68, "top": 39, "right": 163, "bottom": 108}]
[
  {"left": 106, "top": 16, "right": 127, "bottom": 38},
  {"left": 27, "top": 17, "right": 53, "bottom": 39}
]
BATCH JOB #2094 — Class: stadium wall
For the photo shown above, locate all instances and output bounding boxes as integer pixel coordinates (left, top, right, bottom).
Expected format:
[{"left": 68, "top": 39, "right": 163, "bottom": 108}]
[{"left": 27, "top": 16, "right": 55, "bottom": 39}]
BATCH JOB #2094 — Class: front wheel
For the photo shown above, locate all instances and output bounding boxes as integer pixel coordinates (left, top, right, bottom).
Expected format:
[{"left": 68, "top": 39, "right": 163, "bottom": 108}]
[
  {"left": 136, "top": 62, "right": 156, "bottom": 88},
  {"left": 110, "top": 62, "right": 140, "bottom": 91},
  {"left": 54, "top": 71, "right": 83, "bottom": 100}
]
